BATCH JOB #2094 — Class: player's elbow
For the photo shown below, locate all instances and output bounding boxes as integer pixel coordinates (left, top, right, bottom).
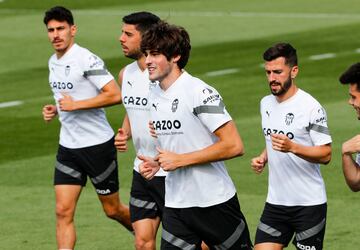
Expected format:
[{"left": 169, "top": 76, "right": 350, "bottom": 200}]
[
  {"left": 321, "top": 150, "right": 332, "bottom": 165},
  {"left": 348, "top": 182, "right": 360, "bottom": 192},
  {"left": 228, "top": 140, "right": 244, "bottom": 158},
  {"left": 109, "top": 92, "right": 122, "bottom": 105}
]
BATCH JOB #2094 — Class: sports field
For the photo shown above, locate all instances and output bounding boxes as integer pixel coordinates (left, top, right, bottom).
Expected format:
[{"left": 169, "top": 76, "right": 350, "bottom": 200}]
[{"left": 1, "top": 0, "right": 360, "bottom": 249}]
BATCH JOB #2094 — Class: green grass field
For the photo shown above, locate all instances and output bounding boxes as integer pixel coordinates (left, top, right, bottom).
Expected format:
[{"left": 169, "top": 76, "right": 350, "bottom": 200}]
[{"left": 1, "top": 0, "right": 360, "bottom": 249}]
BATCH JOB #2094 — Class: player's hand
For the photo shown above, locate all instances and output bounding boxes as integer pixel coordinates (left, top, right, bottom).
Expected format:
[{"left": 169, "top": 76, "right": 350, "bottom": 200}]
[
  {"left": 42, "top": 104, "right": 58, "bottom": 122},
  {"left": 114, "top": 128, "right": 128, "bottom": 152},
  {"left": 251, "top": 156, "right": 266, "bottom": 174},
  {"left": 342, "top": 135, "right": 360, "bottom": 155},
  {"left": 138, "top": 155, "right": 160, "bottom": 180},
  {"left": 149, "top": 121, "right": 157, "bottom": 138},
  {"left": 59, "top": 93, "right": 77, "bottom": 111},
  {"left": 271, "top": 133, "right": 293, "bottom": 153},
  {"left": 155, "top": 147, "right": 182, "bottom": 171}
]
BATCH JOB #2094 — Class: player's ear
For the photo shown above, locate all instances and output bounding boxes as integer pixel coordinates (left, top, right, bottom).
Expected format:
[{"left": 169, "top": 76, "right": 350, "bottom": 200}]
[
  {"left": 291, "top": 65, "right": 298, "bottom": 79},
  {"left": 172, "top": 55, "right": 181, "bottom": 64},
  {"left": 70, "top": 24, "right": 77, "bottom": 37}
]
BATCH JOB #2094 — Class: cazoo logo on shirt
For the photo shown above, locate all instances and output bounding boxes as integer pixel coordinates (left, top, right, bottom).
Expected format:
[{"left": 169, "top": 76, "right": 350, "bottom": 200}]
[
  {"left": 123, "top": 95, "right": 148, "bottom": 106},
  {"left": 50, "top": 81, "right": 74, "bottom": 90},
  {"left": 263, "top": 127, "right": 294, "bottom": 139},
  {"left": 153, "top": 120, "right": 181, "bottom": 130}
]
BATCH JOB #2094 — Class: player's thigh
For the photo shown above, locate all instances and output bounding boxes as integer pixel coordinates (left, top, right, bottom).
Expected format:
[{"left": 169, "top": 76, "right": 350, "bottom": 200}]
[
  {"left": 55, "top": 185, "right": 82, "bottom": 216},
  {"left": 54, "top": 145, "right": 87, "bottom": 186},
  {"left": 133, "top": 217, "right": 161, "bottom": 241},
  {"left": 161, "top": 207, "right": 202, "bottom": 250},
  {"left": 77, "top": 138, "right": 119, "bottom": 195},
  {"left": 292, "top": 203, "right": 327, "bottom": 250},
  {"left": 255, "top": 242, "right": 284, "bottom": 250},
  {"left": 255, "top": 203, "right": 294, "bottom": 247},
  {"left": 186, "top": 195, "right": 252, "bottom": 249},
  {"left": 130, "top": 171, "right": 164, "bottom": 223}
]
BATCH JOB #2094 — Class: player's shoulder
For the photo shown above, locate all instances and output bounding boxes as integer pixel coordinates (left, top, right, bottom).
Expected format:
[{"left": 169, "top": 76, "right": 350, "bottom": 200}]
[
  {"left": 260, "top": 94, "right": 274, "bottom": 105},
  {"left": 297, "top": 89, "right": 322, "bottom": 107},
  {"left": 48, "top": 53, "right": 57, "bottom": 64},
  {"left": 123, "top": 61, "right": 140, "bottom": 75},
  {"left": 182, "top": 72, "right": 216, "bottom": 94}
]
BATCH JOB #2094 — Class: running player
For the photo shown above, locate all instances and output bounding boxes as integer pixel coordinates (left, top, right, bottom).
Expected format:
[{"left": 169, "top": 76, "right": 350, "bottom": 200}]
[
  {"left": 114, "top": 12, "right": 165, "bottom": 250},
  {"left": 42, "top": 6, "right": 131, "bottom": 250},
  {"left": 251, "top": 42, "right": 332, "bottom": 250},
  {"left": 139, "top": 21, "right": 253, "bottom": 249},
  {"left": 339, "top": 62, "right": 360, "bottom": 192}
]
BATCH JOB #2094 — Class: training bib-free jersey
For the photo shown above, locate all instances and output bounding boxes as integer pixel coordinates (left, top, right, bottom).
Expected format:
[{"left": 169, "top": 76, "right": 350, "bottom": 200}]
[
  {"left": 122, "top": 62, "right": 166, "bottom": 176},
  {"left": 148, "top": 71, "right": 236, "bottom": 208},
  {"left": 261, "top": 89, "right": 332, "bottom": 206},
  {"left": 48, "top": 44, "right": 114, "bottom": 149}
]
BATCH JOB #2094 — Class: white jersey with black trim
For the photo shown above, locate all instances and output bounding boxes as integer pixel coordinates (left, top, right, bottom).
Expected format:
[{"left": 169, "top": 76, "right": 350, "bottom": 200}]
[
  {"left": 122, "top": 61, "right": 166, "bottom": 176},
  {"left": 48, "top": 43, "right": 114, "bottom": 149},
  {"left": 261, "top": 89, "right": 332, "bottom": 206},
  {"left": 148, "top": 71, "right": 236, "bottom": 208}
]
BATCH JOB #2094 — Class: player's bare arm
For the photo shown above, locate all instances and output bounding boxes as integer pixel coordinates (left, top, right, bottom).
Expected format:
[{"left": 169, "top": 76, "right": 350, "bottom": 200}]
[
  {"left": 271, "top": 133, "right": 331, "bottom": 164},
  {"left": 58, "top": 79, "right": 121, "bottom": 111},
  {"left": 42, "top": 104, "right": 58, "bottom": 122},
  {"left": 251, "top": 149, "right": 268, "bottom": 174},
  {"left": 342, "top": 135, "right": 360, "bottom": 191},
  {"left": 155, "top": 120, "right": 244, "bottom": 171}
]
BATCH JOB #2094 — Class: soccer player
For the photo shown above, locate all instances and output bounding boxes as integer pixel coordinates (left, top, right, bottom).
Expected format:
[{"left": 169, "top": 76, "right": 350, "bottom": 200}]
[
  {"left": 339, "top": 62, "right": 360, "bottom": 192},
  {"left": 42, "top": 6, "right": 131, "bottom": 250},
  {"left": 114, "top": 12, "right": 166, "bottom": 250},
  {"left": 139, "top": 21, "right": 253, "bottom": 249},
  {"left": 251, "top": 43, "right": 332, "bottom": 250}
]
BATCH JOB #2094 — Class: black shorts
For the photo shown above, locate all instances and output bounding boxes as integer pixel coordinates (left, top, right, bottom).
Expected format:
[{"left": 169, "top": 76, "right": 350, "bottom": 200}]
[
  {"left": 54, "top": 137, "right": 119, "bottom": 195},
  {"left": 130, "top": 170, "right": 165, "bottom": 223},
  {"left": 161, "top": 194, "right": 253, "bottom": 250},
  {"left": 255, "top": 202, "right": 327, "bottom": 250}
]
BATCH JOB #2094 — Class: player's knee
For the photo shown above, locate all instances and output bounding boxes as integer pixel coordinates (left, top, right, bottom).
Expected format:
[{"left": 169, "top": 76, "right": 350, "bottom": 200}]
[
  {"left": 135, "top": 236, "right": 155, "bottom": 250},
  {"left": 55, "top": 203, "right": 74, "bottom": 221},
  {"left": 103, "top": 206, "right": 119, "bottom": 220}
]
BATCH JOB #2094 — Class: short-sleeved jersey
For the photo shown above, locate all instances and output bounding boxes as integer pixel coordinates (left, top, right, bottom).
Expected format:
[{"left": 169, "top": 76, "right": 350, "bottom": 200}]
[
  {"left": 122, "top": 62, "right": 166, "bottom": 176},
  {"left": 48, "top": 44, "right": 114, "bottom": 149},
  {"left": 260, "top": 89, "right": 332, "bottom": 206},
  {"left": 148, "top": 71, "right": 236, "bottom": 208}
]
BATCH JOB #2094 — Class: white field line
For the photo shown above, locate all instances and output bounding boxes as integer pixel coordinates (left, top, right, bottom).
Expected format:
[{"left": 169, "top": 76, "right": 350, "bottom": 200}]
[
  {"left": 309, "top": 53, "right": 336, "bottom": 60},
  {"left": 355, "top": 48, "right": 360, "bottom": 53},
  {"left": 0, "top": 100, "right": 23, "bottom": 108},
  {"left": 1, "top": 9, "right": 360, "bottom": 20},
  {"left": 76, "top": 10, "right": 360, "bottom": 20},
  {"left": 205, "top": 68, "right": 239, "bottom": 77}
]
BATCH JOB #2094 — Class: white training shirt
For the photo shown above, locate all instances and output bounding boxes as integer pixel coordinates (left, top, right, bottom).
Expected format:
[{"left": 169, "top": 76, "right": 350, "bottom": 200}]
[
  {"left": 260, "top": 89, "right": 332, "bottom": 206},
  {"left": 148, "top": 71, "right": 236, "bottom": 208},
  {"left": 122, "top": 62, "right": 166, "bottom": 176},
  {"left": 48, "top": 43, "right": 114, "bottom": 149}
]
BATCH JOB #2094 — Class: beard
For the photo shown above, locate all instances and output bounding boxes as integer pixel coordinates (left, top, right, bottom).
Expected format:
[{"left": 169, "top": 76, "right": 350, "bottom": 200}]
[
  {"left": 270, "top": 76, "right": 292, "bottom": 96},
  {"left": 125, "top": 49, "right": 142, "bottom": 60}
]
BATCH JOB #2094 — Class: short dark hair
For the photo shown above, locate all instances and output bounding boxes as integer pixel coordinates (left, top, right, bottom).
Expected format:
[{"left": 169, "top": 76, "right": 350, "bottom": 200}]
[
  {"left": 43, "top": 6, "right": 74, "bottom": 26},
  {"left": 339, "top": 62, "right": 360, "bottom": 91},
  {"left": 141, "top": 21, "right": 191, "bottom": 69},
  {"left": 122, "top": 12, "right": 160, "bottom": 34},
  {"left": 263, "top": 42, "right": 298, "bottom": 67}
]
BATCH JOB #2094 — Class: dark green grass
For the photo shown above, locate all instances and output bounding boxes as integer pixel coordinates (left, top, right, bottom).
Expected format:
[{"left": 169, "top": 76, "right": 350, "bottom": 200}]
[{"left": 0, "top": 0, "right": 179, "bottom": 10}]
